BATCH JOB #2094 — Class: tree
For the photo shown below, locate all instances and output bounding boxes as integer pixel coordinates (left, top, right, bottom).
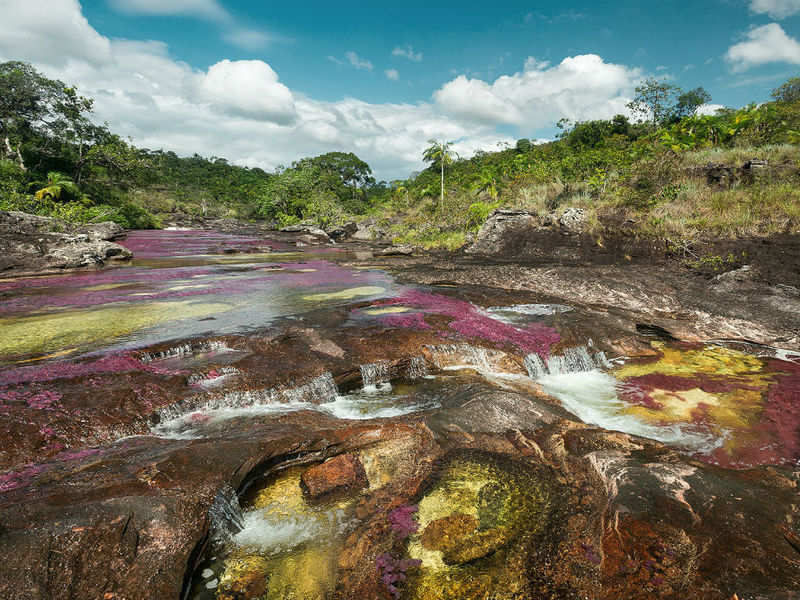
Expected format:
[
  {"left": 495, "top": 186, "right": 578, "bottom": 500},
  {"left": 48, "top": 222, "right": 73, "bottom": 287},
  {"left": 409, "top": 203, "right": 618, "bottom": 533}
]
[
  {"left": 473, "top": 168, "right": 499, "bottom": 200},
  {"left": 672, "top": 87, "right": 712, "bottom": 119},
  {"left": 627, "top": 78, "right": 682, "bottom": 125},
  {"left": 515, "top": 138, "right": 532, "bottom": 153},
  {"left": 33, "top": 171, "right": 82, "bottom": 202},
  {"left": 422, "top": 139, "right": 458, "bottom": 210},
  {"left": 771, "top": 77, "right": 800, "bottom": 104}
]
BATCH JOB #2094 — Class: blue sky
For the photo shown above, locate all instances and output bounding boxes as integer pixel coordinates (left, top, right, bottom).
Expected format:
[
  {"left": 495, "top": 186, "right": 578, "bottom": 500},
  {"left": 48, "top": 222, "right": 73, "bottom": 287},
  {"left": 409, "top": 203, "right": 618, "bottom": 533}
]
[{"left": 2, "top": 0, "right": 799, "bottom": 177}]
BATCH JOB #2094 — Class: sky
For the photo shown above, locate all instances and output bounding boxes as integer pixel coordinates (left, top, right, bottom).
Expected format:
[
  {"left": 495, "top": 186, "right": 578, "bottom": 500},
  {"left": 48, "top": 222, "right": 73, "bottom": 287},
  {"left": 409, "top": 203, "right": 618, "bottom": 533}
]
[{"left": 1, "top": 0, "right": 799, "bottom": 179}]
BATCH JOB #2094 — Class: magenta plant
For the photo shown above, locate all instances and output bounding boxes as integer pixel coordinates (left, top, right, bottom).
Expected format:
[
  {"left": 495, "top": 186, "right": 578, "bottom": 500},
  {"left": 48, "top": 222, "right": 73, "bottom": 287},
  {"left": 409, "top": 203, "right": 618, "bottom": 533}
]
[
  {"left": 388, "top": 504, "right": 419, "bottom": 539},
  {"left": 375, "top": 553, "right": 422, "bottom": 599}
]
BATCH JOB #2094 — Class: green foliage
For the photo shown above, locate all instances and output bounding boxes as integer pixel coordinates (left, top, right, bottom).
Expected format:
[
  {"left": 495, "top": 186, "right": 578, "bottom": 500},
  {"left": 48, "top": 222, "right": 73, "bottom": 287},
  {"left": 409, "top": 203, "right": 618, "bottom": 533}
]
[
  {"left": 772, "top": 77, "right": 800, "bottom": 104},
  {"left": 467, "top": 201, "right": 500, "bottom": 231}
]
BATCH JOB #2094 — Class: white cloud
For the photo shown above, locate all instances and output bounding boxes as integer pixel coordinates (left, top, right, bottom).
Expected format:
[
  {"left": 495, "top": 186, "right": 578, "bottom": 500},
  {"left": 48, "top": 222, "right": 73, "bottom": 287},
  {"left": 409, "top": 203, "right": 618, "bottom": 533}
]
[
  {"left": 749, "top": 0, "right": 800, "bottom": 19},
  {"left": 0, "top": 0, "right": 647, "bottom": 179},
  {"left": 107, "top": 0, "right": 275, "bottom": 50},
  {"left": 695, "top": 103, "right": 727, "bottom": 116},
  {"left": 726, "top": 24, "right": 800, "bottom": 72},
  {"left": 385, "top": 69, "right": 399, "bottom": 81},
  {"left": 392, "top": 45, "right": 423, "bottom": 62},
  {"left": 433, "top": 54, "right": 641, "bottom": 129},
  {"left": 345, "top": 51, "right": 373, "bottom": 71},
  {"left": 196, "top": 60, "right": 296, "bottom": 124},
  {"left": 108, "top": 0, "right": 230, "bottom": 21}
]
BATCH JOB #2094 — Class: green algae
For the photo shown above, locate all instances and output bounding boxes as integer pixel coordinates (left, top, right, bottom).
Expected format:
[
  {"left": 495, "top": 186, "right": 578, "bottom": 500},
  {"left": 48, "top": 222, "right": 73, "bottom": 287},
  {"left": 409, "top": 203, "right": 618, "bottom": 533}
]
[
  {"left": 405, "top": 453, "right": 551, "bottom": 599},
  {"left": 0, "top": 300, "right": 233, "bottom": 359},
  {"left": 363, "top": 306, "right": 412, "bottom": 316},
  {"left": 302, "top": 286, "right": 385, "bottom": 302}
]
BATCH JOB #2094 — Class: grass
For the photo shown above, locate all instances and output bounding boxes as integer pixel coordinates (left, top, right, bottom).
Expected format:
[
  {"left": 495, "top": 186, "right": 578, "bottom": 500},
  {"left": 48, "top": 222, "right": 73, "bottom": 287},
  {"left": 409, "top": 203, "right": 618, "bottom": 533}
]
[{"left": 681, "top": 144, "right": 800, "bottom": 167}]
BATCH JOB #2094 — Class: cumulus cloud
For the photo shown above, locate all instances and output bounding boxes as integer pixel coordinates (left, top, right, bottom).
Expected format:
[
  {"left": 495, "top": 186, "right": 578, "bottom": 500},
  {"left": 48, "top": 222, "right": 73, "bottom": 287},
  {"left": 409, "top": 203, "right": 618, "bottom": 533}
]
[
  {"left": 196, "top": 60, "right": 296, "bottom": 124},
  {"left": 695, "top": 103, "right": 727, "bottom": 116},
  {"left": 749, "top": 0, "right": 800, "bottom": 19},
  {"left": 345, "top": 51, "right": 373, "bottom": 71},
  {"left": 385, "top": 69, "right": 399, "bottom": 81},
  {"left": 392, "top": 45, "right": 423, "bottom": 62},
  {"left": 0, "top": 0, "right": 645, "bottom": 179},
  {"left": 433, "top": 54, "right": 641, "bottom": 129},
  {"left": 726, "top": 24, "right": 800, "bottom": 72}
]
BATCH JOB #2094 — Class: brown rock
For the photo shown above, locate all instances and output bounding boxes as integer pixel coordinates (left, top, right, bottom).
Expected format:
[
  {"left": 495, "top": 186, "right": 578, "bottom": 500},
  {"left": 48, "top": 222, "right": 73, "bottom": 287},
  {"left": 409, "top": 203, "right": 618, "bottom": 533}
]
[
  {"left": 300, "top": 453, "right": 368, "bottom": 499},
  {"left": 420, "top": 513, "right": 478, "bottom": 552}
]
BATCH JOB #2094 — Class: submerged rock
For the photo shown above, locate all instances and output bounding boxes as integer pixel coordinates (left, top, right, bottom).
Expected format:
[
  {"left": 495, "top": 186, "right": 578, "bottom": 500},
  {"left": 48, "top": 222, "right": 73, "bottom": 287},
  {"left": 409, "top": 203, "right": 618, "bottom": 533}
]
[{"left": 300, "top": 453, "right": 368, "bottom": 500}]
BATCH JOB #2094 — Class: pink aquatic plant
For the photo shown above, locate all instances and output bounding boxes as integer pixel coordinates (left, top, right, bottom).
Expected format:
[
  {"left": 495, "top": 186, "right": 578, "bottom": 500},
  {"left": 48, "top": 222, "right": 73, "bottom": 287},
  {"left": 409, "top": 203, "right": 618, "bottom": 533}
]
[
  {"left": 373, "top": 289, "right": 560, "bottom": 357},
  {"left": 26, "top": 391, "right": 62, "bottom": 410},
  {"left": 388, "top": 504, "right": 419, "bottom": 539},
  {"left": 375, "top": 553, "right": 422, "bottom": 599}
]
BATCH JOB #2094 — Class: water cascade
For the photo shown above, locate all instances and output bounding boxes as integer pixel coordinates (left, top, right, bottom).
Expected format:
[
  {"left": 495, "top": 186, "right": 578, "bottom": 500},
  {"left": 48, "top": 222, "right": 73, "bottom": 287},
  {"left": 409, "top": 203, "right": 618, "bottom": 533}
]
[
  {"left": 208, "top": 484, "right": 245, "bottom": 543},
  {"left": 359, "top": 362, "right": 390, "bottom": 391},
  {"left": 139, "top": 340, "right": 232, "bottom": 363},
  {"left": 525, "top": 345, "right": 611, "bottom": 379},
  {"left": 407, "top": 356, "right": 429, "bottom": 379},
  {"left": 425, "top": 344, "right": 492, "bottom": 372}
]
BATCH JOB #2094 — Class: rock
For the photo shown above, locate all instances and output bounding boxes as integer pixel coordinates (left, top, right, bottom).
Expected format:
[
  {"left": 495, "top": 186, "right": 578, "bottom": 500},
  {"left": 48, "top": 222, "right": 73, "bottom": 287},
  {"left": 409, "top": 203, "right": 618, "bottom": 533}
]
[
  {"left": 0, "top": 210, "right": 132, "bottom": 275},
  {"left": 351, "top": 221, "right": 379, "bottom": 241},
  {"left": 380, "top": 245, "right": 414, "bottom": 256},
  {"left": 281, "top": 224, "right": 331, "bottom": 244},
  {"left": 557, "top": 207, "right": 587, "bottom": 234},
  {"left": 300, "top": 453, "right": 368, "bottom": 499},
  {"left": 420, "top": 513, "right": 478, "bottom": 552},
  {"left": 465, "top": 210, "right": 538, "bottom": 256},
  {"left": 442, "top": 527, "right": 510, "bottom": 565},
  {"left": 327, "top": 222, "right": 358, "bottom": 242}
]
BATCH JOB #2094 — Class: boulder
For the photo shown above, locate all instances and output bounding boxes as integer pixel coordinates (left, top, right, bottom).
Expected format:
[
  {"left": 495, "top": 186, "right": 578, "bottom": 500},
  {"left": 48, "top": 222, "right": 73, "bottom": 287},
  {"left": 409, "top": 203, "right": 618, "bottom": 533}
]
[
  {"left": 300, "top": 453, "right": 368, "bottom": 499},
  {"left": 380, "top": 245, "right": 414, "bottom": 256},
  {"left": 557, "top": 207, "right": 587, "bottom": 234},
  {"left": 465, "top": 210, "right": 538, "bottom": 256},
  {"left": 0, "top": 210, "right": 132, "bottom": 275},
  {"left": 281, "top": 224, "right": 331, "bottom": 244},
  {"left": 328, "top": 222, "right": 358, "bottom": 242}
]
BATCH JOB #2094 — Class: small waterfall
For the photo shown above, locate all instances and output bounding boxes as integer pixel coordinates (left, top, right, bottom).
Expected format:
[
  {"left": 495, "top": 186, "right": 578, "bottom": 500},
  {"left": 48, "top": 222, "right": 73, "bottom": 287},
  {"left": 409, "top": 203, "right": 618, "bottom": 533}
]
[
  {"left": 526, "top": 346, "right": 612, "bottom": 379},
  {"left": 425, "top": 344, "right": 492, "bottom": 371},
  {"left": 547, "top": 346, "right": 597, "bottom": 375},
  {"left": 360, "top": 362, "right": 390, "bottom": 388},
  {"left": 188, "top": 367, "right": 241, "bottom": 386},
  {"left": 523, "top": 353, "right": 548, "bottom": 379},
  {"left": 407, "top": 356, "right": 429, "bottom": 379},
  {"left": 282, "top": 372, "right": 338, "bottom": 404},
  {"left": 139, "top": 340, "right": 231, "bottom": 363},
  {"left": 208, "top": 484, "right": 244, "bottom": 543},
  {"left": 152, "top": 372, "right": 338, "bottom": 430}
]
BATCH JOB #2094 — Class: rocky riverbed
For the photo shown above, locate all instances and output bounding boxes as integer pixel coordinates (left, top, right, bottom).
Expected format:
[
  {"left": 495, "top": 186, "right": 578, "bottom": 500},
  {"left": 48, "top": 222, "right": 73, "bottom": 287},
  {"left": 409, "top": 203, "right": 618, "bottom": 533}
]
[{"left": 0, "top": 217, "right": 798, "bottom": 599}]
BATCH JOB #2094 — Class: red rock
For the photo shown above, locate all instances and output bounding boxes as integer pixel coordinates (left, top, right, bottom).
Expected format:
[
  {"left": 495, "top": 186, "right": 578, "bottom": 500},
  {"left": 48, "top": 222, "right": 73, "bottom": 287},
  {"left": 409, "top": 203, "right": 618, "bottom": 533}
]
[{"left": 300, "top": 453, "right": 368, "bottom": 499}]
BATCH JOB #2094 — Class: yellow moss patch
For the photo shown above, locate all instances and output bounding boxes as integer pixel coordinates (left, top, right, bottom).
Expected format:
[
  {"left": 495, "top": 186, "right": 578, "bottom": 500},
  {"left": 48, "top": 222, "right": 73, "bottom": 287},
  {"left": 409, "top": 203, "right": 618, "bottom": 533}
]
[
  {"left": 82, "top": 282, "right": 132, "bottom": 291},
  {"left": 615, "top": 343, "right": 764, "bottom": 379},
  {"left": 302, "top": 286, "right": 385, "bottom": 302},
  {"left": 363, "top": 306, "right": 412, "bottom": 316},
  {"left": 0, "top": 300, "right": 233, "bottom": 359}
]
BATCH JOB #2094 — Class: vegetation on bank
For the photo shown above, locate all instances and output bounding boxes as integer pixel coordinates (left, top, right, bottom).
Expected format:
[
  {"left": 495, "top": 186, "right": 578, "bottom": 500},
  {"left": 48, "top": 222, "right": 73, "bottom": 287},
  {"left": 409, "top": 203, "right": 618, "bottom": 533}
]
[{"left": 1, "top": 60, "right": 799, "bottom": 247}]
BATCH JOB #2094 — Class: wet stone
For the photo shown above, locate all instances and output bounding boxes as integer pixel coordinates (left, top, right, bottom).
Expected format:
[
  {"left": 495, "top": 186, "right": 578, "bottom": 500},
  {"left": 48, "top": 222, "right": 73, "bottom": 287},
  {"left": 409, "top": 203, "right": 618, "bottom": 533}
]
[{"left": 300, "top": 453, "right": 368, "bottom": 500}]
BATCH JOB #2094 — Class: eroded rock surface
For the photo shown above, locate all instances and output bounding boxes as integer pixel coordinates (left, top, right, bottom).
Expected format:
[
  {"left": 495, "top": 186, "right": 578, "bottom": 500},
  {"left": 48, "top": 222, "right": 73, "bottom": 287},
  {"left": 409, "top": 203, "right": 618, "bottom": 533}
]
[{"left": 0, "top": 210, "right": 131, "bottom": 275}]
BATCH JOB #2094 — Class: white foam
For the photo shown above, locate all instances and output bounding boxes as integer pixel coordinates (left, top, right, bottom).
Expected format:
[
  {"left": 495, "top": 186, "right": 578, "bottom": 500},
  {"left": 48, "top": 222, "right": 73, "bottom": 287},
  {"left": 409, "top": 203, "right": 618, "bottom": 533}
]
[
  {"left": 233, "top": 504, "right": 350, "bottom": 554},
  {"left": 537, "top": 370, "right": 723, "bottom": 453},
  {"left": 485, "top": 303, "right": 573, "bottom": 323},
  {"left": 319, "top": 390, "right": 438, "bottom": 420}
]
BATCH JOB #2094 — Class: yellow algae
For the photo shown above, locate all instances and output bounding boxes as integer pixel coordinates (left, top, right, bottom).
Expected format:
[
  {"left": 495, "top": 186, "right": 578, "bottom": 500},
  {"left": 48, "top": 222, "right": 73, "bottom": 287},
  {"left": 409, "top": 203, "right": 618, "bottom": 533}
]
[
  {"left": 405, "top": 455, "right": 551, "bottom": 600},
  {"left": 0, "top": 300, "right": 233, "bottom": 358},
  {"left": 363, "top": 306, "right": 411, "bottom": 316},
  {"left": 296, "top": 268, "right": 317, "bottom": 273},
  {"left": 615, "top": 343, "right": 764, "bottom": 379},
  {"left": 302, "top": 286, "right": 385, "bottom": 302},
  {"left": 82, "top": 282, "right": 132, "bottom": 291},
  {"left": 13, "top": 347, "right": 78, "bottom": 363}
]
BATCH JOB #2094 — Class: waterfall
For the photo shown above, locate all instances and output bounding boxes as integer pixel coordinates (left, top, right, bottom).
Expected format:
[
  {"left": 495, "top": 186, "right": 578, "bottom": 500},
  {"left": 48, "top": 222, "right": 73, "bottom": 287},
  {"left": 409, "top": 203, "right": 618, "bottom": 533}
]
[
  {"left": 208, "top": 484, "right": 244, "bottom": 543},
  {"left": 152, "top": 372, "right": 338, "bottom": 433},
  {"left": 188, "top": 367, "right": 241, "bottom": 385},
  {"left": 523, "top": 353, "right": 548, "bottom": 379},
  {"left": 407, "top": 356, "right": 429, "bottom": 379},
  {"left": 525, "top": 346, "right": 611, "bottom": 379},
  {"left": 425, "top": 344, "right": 492, "bottom": 371},
  {"left": 282, "top": 372, "right": 338, "bottom": 404},
  {"left": 139, "top": 340, "right": 232, "bottom": 363},
  {"left": 360, "top": 362, "right": 390, "bottom": 389}
]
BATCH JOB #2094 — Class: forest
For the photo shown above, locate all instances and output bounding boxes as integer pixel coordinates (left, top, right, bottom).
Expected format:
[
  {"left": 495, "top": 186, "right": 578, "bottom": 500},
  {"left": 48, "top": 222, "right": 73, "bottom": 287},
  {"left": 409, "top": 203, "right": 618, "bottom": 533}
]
[{"left": 1, "top": 60, "right": 799, "bottom": 248}]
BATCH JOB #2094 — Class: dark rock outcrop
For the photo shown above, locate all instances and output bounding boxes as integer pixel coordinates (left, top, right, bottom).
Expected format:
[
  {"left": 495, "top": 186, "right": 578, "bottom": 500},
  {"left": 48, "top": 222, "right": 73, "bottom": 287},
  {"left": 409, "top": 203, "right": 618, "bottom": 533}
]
[
  {"left": 0, "top": 211, "right": 131, "bottom": 276},
  {"left": 327, "top": 222, "right": 358, "bottom": 241}
]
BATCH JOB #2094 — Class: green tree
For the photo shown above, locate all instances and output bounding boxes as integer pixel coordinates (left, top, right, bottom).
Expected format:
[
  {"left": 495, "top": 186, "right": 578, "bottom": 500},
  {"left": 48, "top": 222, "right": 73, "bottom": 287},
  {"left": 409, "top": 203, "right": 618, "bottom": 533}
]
[
  {"left": 34, "top": 171, "right": 82, "bottom": 202},
  {"left": 771, "top": 76, "right": 800, "bottom": 104},
  {"left": 422, "top": 139, "right": 458, "bottom": 210},
  {"left": 672, "top": 87, "right": 712, "bottom": 119},
  {"left": 627, "top": 78, "right": 682, "bottom": 125}
]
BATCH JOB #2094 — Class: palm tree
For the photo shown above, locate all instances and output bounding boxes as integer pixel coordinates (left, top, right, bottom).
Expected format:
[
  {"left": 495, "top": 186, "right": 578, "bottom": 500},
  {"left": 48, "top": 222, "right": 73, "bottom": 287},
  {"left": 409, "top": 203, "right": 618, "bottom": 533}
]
[
  {"left": 422, "top": 139, "right": 458, "bottom": 211},
  {"left": 34, "top": 172, "right": 81, "bottom": 202},
  {"left": 473, "top": 168, "right": 499, "bottom": 200}
]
